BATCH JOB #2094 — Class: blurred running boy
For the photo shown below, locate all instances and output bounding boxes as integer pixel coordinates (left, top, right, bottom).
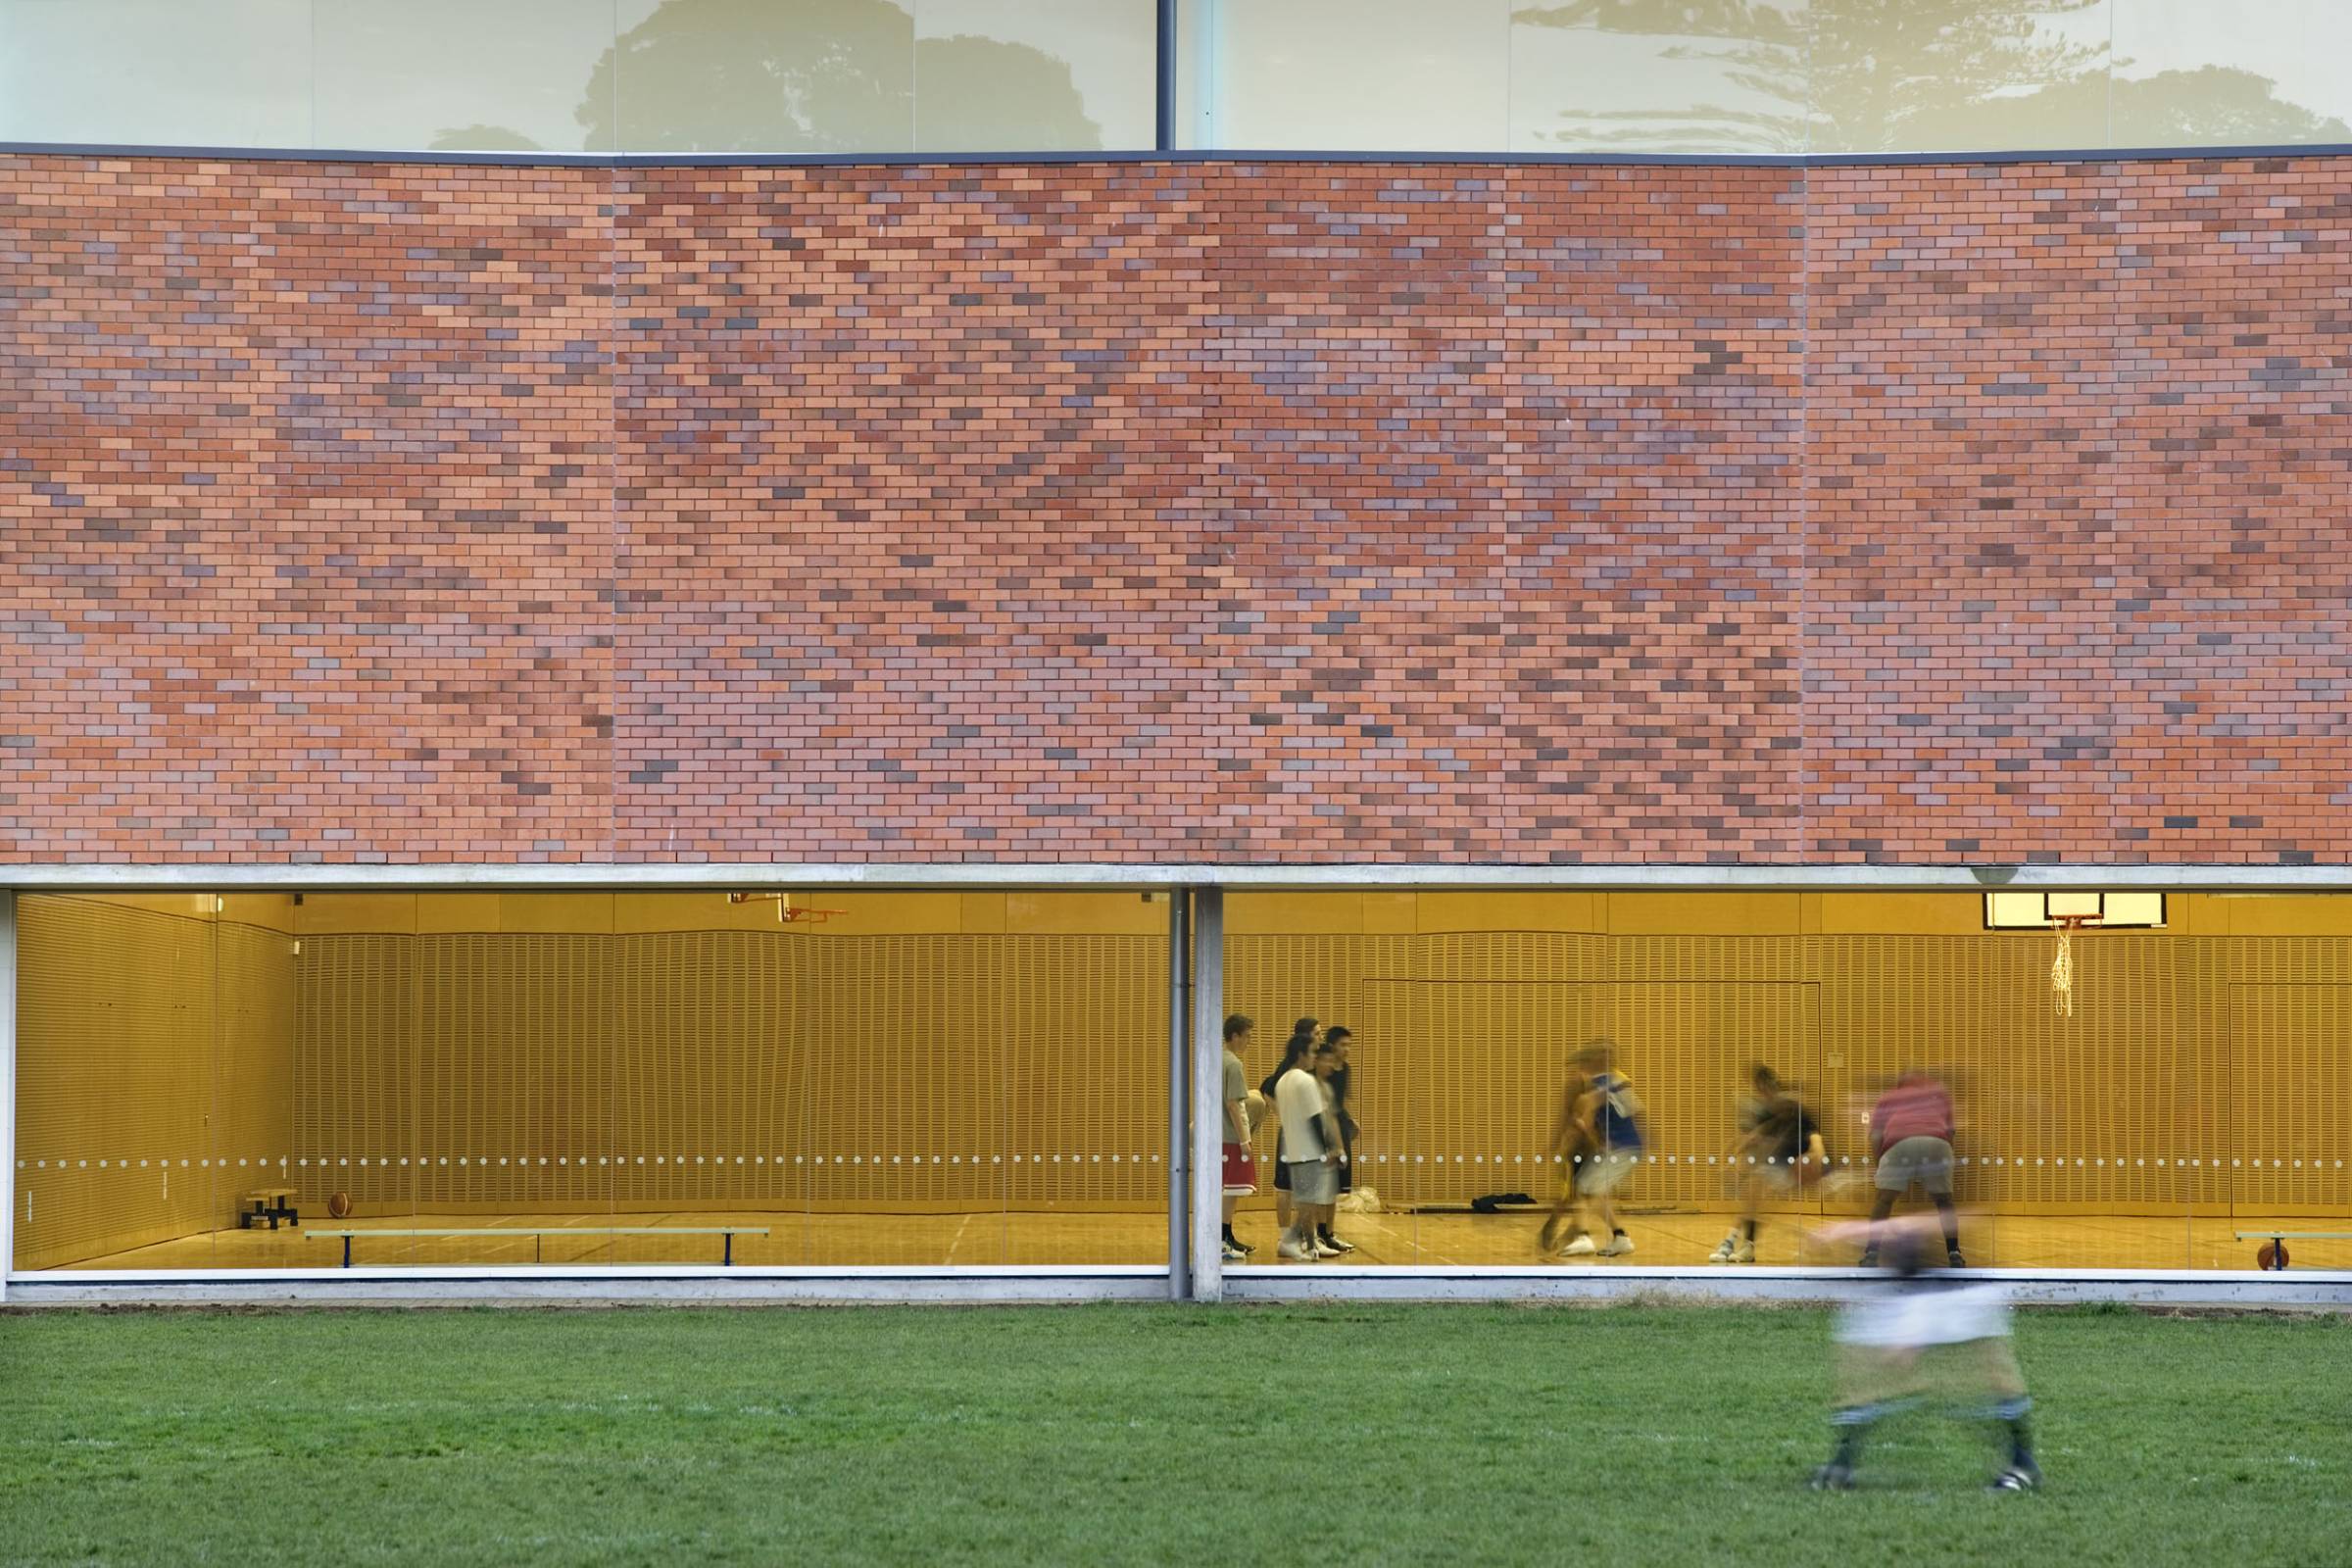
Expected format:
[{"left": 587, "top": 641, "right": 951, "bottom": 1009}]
[
  {"left": 1557, "top": 1041, "right": 1644, "bottom": 1257},
  {"left": 1710, "top": 1064, "right": 1827, "bottom": 1264},
  {"left": 1811, "top": 1215, "right": 2040, "bottom": 1494}
]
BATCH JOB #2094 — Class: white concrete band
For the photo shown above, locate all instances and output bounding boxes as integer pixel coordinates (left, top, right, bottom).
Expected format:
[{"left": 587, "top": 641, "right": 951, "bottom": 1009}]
[
  {"left": 8, "top": 1266, "right": 2343, "bottom": 1309},
  {"left": 6, "top": 863, "right": 2351, "bottom": 892},
  {"left": 3, "top": 1266, "right": 1172, "bottom": 1307},
  {"left": 1223, "top": 1266, "right": 2352, "bottom": 1308}
]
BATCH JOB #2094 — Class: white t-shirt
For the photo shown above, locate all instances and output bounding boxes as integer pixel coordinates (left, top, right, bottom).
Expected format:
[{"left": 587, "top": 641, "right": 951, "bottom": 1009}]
[{"left": 1275, "top": 1067, "right": 1328, "bottom": 1163}]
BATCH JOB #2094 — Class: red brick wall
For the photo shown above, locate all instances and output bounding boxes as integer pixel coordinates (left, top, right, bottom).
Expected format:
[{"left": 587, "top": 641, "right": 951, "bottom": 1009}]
[{"left": 1, "top": 154, "right": 2343, "bottom": 865}]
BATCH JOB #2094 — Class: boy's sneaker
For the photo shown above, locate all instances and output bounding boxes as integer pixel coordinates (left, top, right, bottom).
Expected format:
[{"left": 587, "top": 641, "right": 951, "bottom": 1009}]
[
  {"left": 1728, "top": 1240, "right": 1756, "bottom": 1264},
  {"left": 1221, "top": 1242, "right": 1247, "bottom": 1261},
  {"left": 1707, "top": 1235, "right": 1739, "bottom": 1264},
  {"left": 1947, "top": 1249, "right": 1968, "bottom": 1269},
  {"left": 1809, "top": 1464, "right": 1855, "bottom": 1492},
  {"left": 1276, "top": 1239, "right": 1314, "bottom": 1261},
  {"left": 1988, "top": 1460, "right": 2042, "bottom": 1493},
  {"left": 1318, "top": 1234, "right": 1356, "bottom": 1253},
  {"left": 1855, "top": 1249, "right": 1879, "bottom": 1270},
  {"left": 1559, "top": 1234, "right": 1598, "bottom": 1256},
  {"left": 1599, "top": 1234, "right": 1636, "bottom": 1256}
]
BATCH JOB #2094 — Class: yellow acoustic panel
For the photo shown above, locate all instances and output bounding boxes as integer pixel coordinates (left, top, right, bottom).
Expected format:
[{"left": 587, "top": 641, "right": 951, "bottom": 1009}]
[
  {"left": 1224, "top": 893, "right": 1367, "bottom": 935},
  {"left": 217, "top": 894, "right": 299, "bottom": 934},
  {"left": 1816, "top": 893, "right": 1993, "bottom": 936},
  {"left": 2230, "top": 985, "right": 2352, "bottom": 1213},
  {"left": 296, "top": 893, "right": 418, "bottom": 935},
  {"left": 14, "top": 896, "right": 296, "bottom": 1269},
  {"left": 2213, "top": 896, "right": 2352, "bottom": 938},
  {"left": 1416, "top": 891, "right": 1601, "bottom": 934},
  {"left": 956, "top": 894, "right": 1008, "bottom": 934},
  {"left": 69, "top": 893, "right": 216, "bottom": 921},
  {"left": 292, "top": 930, "right": 1169, "bottom": 1217},
  {"left": 1005, "top": 892, "right": 1166, "bottom": 937},
  {"left": 416, "top": 893, "right": 503, "bottom": 934},
  {"left": 497, "top": 894, "right": 615, "bottom": 935},
  {"left": 294, "top": 933, "right": 416, "bottom": 1209},
  {"left": 1605, "top": 892, "right": 1804, "bottom": 935}
]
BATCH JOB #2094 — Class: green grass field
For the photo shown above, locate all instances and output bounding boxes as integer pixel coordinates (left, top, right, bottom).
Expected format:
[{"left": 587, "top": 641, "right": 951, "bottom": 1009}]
[{"left": 1, "top": 1302, "right": 2345, "bottom": 1566}]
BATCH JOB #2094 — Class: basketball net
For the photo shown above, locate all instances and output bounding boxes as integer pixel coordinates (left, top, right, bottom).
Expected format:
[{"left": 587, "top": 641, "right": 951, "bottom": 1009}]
[{"left": 2050, "top": 914, "right": 2097, "bottom": 1016}]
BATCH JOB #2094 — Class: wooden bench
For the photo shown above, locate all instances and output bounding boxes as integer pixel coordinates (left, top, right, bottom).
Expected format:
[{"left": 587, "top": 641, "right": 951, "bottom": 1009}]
[
  {"left": 2231, "top": 1230, "right": 2352, "bottom": 1271},
  {"left": 239, "top": 1187, "right": 299, "bottom": 1230},
  {"left": 309, "top": 1226, "right": 769, "bottom": 1268}
]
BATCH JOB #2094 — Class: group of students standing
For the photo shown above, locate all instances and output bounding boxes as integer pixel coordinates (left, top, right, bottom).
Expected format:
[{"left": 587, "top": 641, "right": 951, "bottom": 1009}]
[{"left": 1218, "top": 1014, "right": 1359, "bottom": 1262}]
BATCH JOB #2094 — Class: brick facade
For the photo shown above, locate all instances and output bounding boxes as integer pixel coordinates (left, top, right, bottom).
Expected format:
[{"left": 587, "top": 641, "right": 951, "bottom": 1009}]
[{"left": 2, "top": 154, "right": 2345, "bottom": 864}]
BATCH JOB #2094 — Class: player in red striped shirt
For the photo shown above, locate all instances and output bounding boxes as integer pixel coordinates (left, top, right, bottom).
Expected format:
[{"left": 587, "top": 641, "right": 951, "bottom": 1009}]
[{"left": 1857, "top": 1071, "right": 1965, "bottom": 1269}]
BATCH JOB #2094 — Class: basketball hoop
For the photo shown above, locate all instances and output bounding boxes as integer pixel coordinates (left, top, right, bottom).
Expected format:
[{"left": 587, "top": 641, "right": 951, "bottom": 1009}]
[
  {"left": 725, "top": 891, "right": 845, "bottom": 925},
  {"left": 2049, "top": 913, "right": 2099, "bottom": 1016}
]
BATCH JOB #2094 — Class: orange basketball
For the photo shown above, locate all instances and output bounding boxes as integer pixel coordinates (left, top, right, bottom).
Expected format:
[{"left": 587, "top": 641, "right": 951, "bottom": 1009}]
[
  {"left": 2257, "top": 1240, "right": 2288, "bottom": 1271},
  {"left": 327, "top": 1192, "right": 352, "bottom": 1219}
]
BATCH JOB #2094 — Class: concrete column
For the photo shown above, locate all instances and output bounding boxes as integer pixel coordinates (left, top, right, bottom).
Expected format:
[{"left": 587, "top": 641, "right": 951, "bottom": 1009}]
[
  {"left": 1187, "top": 887, "right": 1224, "bottom": 1302},
  {"left": 0, "top": 892, "right": 16, "bottom": 1301},
  {"left": 1165, "top": 887, "right": 1190, "bottom": 1299}
]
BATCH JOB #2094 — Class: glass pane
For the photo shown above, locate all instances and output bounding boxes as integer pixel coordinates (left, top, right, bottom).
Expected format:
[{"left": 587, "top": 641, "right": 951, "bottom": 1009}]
[
  {"left": 1212, "top": 890, "right": 2352, "bottom": 1276},
  {"left": 1808, "top": 0, "right": 2112, "bottom": 155},
  {"left": 603, "top": 894, "right": 820, "bottom": 1269},
  {"left": 802, "top": 916, "right": 993, "bottom": 1265},
  {"left": 2227, "top": 975, "right": 2352, "bottom": 1274},
  {"left": 1509, "top": 0, "right": 1809, "bottom": 155},
  {"left": 610, "top": 0, "right": 915, "bottom": 155},
  {"left": 1002, "top": 894, "right": 1171, "bottom": 1264},
  {"left": 913, "top": 0, "right": 1155, "bottom": 152},
  {"left": 2112, "top": 0, "right": 2352, "bottom": 147},
  {"left": 1201, "top": 0, "right": 1510, "bottom": 151},
  {"left": 215, "top": 900, "right": 301, "bottom": 1269},
  {"left": 14, "top": 896, "right": 228, "bottom": 1271},
  {"left": 295, "top": 895, "right": 416, "bottom": 1268},
  {"left": 314, "top": 0, "right": 616, "bottom": 154},
  {"left": 0, "top": 0, "right": 310, "bottom": 147}
]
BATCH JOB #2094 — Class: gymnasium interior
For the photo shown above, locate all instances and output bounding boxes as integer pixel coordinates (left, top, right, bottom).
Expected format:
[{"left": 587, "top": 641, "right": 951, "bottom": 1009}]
[{"left": 13, "top": 888, "right": 2349, "bottom": 1275}]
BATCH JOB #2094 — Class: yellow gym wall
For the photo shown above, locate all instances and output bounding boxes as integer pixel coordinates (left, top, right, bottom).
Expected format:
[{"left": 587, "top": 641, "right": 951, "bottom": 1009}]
[
  {"left": 290, "top": 891, "right": 1173, "bottom": 1216},
  {"left": 13, "top": 894, "right": 298, "bottom": 1269}
]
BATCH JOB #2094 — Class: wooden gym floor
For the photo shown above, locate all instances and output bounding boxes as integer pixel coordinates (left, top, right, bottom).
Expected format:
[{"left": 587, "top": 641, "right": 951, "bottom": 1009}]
[{"left": 32, "top": 1207, "right": 2352, "bottom": 1274}]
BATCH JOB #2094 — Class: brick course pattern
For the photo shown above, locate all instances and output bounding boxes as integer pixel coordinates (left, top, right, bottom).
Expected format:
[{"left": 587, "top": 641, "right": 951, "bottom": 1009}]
[{"left": 1, "top": 154, "right": 2345, "bottom": 864}]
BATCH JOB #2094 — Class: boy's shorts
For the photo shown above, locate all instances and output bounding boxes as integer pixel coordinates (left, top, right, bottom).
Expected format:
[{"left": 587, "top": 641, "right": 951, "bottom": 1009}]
[
  {"left": 1837, "top": 1282, "right": 2009, "bottom": 1349},
  {"left": 1287, "top": 1159, "right": 1339, "bottom": 1205},
  {"left": 1580, "top": 1151, "right": 1638, "bottom": 1197},
  {"left": 1221, "top": 1143, "right": 1257, "bottom": 1197},
  {"left": 1876, "top": 1136, "right": 1954, "bottom": 1195}
]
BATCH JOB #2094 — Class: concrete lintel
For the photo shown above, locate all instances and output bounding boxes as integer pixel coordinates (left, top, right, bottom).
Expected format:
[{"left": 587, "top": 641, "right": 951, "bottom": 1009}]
[{"left": 6, "top": 862, "right": 2351, "bottom": 893}]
